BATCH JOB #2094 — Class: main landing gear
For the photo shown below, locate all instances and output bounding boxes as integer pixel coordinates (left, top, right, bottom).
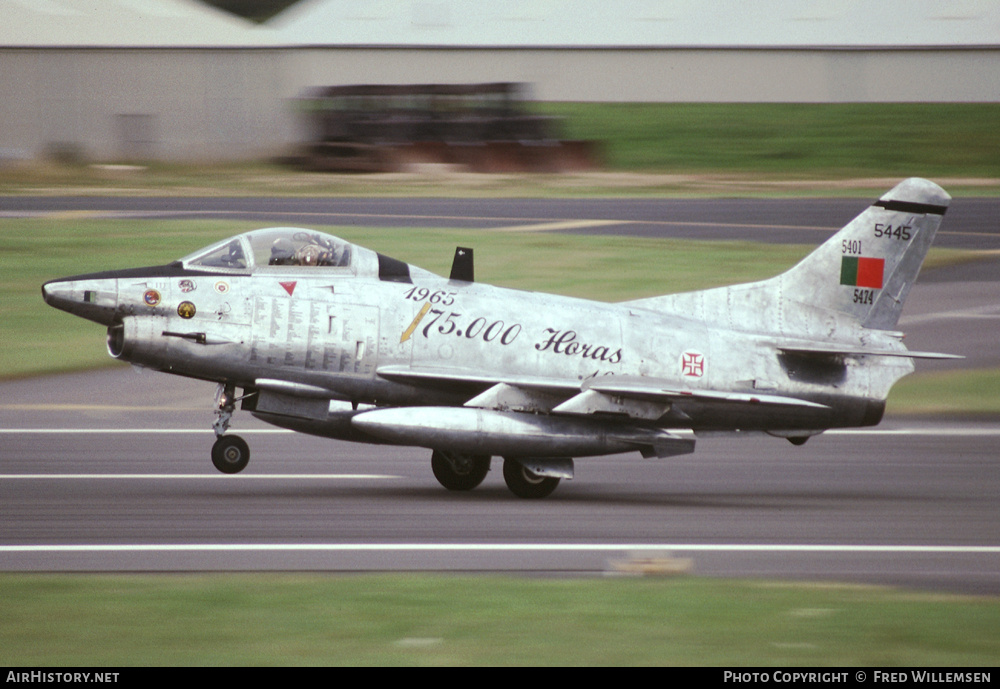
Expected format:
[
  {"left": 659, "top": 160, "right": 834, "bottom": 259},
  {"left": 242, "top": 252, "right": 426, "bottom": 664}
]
[
  {"left": 431, "top": 451, "right": 491, "bottom": 491},
  {"left": 502, "top": 458, "right": 561, "bottom": 499},
  {"left": 429, "top": 451, "right": 562, "bottom": 499},
  {"left": 211, "top": 383, "right": 250, "bottom": 474}
]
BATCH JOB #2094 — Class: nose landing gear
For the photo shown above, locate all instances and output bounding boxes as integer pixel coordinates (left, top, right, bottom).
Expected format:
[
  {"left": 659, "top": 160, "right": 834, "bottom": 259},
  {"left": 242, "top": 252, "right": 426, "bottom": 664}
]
[{"left": 211, "top": 383, "right": 251, "bottom": 474}]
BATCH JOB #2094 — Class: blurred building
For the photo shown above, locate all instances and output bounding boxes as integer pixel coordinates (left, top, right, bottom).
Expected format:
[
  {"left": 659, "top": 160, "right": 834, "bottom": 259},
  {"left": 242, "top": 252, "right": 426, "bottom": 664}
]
[
  {"left": 1, "top": 0, "right": 997, "bottom": 163},
  {"left": 0, "top": 0, "right": 285, "bottom": 162},
  {"left": 273, "top": 0, "right": 1000, "bottom": 103}
]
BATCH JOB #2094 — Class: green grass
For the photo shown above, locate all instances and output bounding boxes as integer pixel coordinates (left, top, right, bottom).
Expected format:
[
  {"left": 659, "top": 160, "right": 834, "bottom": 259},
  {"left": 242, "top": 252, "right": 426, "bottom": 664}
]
[
  {"left": 887, "top": 368, "right": 1000, "bottom": 417},
  {"left": 544, "top": 103, "right": 1000, "bottom": 179},
  {"left": 1, "top": 574, "right": 997, "bottom": 666}
]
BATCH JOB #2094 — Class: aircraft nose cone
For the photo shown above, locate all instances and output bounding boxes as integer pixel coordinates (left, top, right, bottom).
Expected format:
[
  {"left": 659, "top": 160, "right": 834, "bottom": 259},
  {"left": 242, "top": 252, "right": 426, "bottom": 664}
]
[
  {"left": 41, "top": 275, "right": 119, "bottom": 325},
  {"left": 41, "top": 278, "right": 74, "bottom": 308}
]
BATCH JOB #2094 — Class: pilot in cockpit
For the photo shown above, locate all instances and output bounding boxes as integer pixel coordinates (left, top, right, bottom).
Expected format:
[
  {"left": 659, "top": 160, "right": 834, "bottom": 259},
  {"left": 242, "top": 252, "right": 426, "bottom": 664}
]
[
  {"left": 268, "top": 233, "right": 346, "bottom": 267},
  {"left": 269, "top": 238, "right": 297, "bottom": 265},
  {"left": 294, "top": 242, "right": 333, "bottom": 266}
]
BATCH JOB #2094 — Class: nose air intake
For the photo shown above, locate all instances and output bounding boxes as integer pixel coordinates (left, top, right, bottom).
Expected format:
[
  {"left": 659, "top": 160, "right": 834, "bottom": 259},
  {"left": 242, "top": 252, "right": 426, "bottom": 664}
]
[{"left": 107, "top": 319, "right": 126, "bottom": 359}]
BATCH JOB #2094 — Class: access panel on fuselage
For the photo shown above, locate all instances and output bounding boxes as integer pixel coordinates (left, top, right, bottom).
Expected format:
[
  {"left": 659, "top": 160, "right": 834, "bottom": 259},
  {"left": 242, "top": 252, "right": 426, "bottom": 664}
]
[{"left": 250, "top": 297, "right": 379, "bottom": 377}]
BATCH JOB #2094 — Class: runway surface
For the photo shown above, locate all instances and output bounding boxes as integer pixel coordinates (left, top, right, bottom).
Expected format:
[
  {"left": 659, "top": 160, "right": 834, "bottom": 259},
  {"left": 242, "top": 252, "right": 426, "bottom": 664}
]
[
  {"left": 3, "top": 194, "right": 999, "bottom": 593},
  {"left": 3, "top": 370, "right": 998, "bottom": 594},
  {"left": 4, "top": 194, "right": 1000, "bottom": 250}
]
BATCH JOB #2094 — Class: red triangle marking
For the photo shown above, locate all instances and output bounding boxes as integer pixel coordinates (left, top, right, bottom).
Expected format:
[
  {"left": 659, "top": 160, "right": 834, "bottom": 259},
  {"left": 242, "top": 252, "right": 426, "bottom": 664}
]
[{"left": 279, "top": 281, "right": 297, "bottom": 296}]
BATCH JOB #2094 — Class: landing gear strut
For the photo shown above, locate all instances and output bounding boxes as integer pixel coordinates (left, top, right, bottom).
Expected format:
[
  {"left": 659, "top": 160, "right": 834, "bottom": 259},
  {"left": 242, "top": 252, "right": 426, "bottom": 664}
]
[
  {"left": 211, "top": 383, "right": 249, "bottom": 474},
  {"left": 431, "top": 450, "right": 491, "bottom": 491}
]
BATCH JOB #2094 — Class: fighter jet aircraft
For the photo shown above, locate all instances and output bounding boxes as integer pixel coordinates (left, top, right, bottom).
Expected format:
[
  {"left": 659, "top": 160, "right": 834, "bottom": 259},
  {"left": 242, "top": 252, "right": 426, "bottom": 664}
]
[{"left": 42, "top": 178, "right": 957, "bottom": 498}]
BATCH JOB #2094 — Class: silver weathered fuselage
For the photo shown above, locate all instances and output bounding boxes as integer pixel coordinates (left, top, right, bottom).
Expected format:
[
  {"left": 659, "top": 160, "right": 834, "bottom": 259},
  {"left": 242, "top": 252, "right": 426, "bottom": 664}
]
[
  {"left": 45, "top": 245, "right": 893, "bottom": 436},
  {"left": 42, "top": 179, "right": 951, "bottom": 467}
]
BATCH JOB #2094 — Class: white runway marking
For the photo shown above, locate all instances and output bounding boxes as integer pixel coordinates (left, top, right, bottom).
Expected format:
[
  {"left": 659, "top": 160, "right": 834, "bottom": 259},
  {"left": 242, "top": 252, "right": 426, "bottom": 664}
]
[
  {"left": 1, "top": 544, "right": 998, "bottom": 554},
  {"left": 493, "top": 219, "right": 626, "bottom": 232},
  {"left": 0, "top": 474, "right": 399, "bottom": 480},
  {"left": 0, "top": 428, "right": 293, "bottom": 434},
  {"left": 827, "top": 427, "right": 1000, "bottom": 436}
]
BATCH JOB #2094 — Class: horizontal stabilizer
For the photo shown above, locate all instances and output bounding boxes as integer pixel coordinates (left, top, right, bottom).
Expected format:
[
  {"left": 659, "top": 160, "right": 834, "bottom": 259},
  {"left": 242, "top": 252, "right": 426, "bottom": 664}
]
[{"left": 777, "top": 345, "right": 963, "bottom": 360}]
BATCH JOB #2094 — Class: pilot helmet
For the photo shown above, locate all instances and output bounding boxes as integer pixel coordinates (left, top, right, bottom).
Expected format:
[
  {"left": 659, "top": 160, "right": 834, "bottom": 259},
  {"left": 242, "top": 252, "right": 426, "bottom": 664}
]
[{"left": 296, "top": 244, "right": 322, "bottom": 266}]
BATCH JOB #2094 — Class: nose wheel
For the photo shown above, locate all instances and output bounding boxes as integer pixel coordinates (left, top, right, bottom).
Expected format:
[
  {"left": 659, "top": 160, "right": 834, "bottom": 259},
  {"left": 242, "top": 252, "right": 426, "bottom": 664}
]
[
  {"left": 212, "top": 435, "right": 250, "bottom": 474},
  {"left": 210, "top": 382, "right": 251, "bottom": 474}
]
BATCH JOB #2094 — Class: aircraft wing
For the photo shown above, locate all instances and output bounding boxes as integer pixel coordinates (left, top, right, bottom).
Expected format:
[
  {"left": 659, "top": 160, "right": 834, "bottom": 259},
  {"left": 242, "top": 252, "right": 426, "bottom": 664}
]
[
  {"left": 375, "top": 364, "right": 581, "bottom": 395},
  {"left": 579, "top": 375, "right": 830, "bottom": 408},
  {"left": 376, "top": 365, "right": 829, "bottom": 422}
]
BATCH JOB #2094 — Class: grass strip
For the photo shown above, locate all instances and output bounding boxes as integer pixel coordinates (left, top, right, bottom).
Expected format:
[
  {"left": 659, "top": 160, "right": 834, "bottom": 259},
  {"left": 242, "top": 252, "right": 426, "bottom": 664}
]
[
  {"left": 544, "top": 103, "right": 1000, "bottom": 179},
  {"left": 2, "top": 573, "right": 998, "bottom": 666},
  {"left": 887, "top": 369, "right": 1000, "bottom": 417}
]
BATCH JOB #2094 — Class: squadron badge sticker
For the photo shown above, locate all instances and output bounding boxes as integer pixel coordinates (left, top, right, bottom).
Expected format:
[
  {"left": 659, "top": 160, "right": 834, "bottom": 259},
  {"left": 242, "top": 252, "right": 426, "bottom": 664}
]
[
  {"left": 178, "top": 279, "right": 197, "bottom": 293},
  {"left": 177, "top": 301, "right": 196, "bottom": 319},
  {"left": 143, "top": 289, "right": 160, "bottom": 306},
  {"left": 214, "top": 281, "right": 230, "bottom": 294}
]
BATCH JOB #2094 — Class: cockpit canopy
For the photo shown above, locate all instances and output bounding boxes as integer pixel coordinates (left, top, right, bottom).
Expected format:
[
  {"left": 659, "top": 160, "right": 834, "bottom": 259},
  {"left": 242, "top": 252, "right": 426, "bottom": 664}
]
[{"left": 180, "top": 228, "right": 355, "bottom": 274}]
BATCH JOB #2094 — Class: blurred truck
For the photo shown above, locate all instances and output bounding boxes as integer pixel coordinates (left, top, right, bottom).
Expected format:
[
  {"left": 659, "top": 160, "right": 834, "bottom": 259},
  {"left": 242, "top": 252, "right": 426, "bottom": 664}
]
[{"left": 293, "top": 82, "right": 599, "bottom": 173}]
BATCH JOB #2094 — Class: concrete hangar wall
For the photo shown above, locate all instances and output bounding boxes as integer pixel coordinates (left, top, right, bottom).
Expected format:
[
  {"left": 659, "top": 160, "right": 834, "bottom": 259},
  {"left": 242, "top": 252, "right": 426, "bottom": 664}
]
[
  {"left": 276, "top": 0, "right": 1000, "bottom": 104},
  {"left": 284, "top": 47, "right": 1000, "bottom": 104},
  {"left": 0, "top": 0, "right": 292, "bottom": 163},
  {"left": 2, "top": 0, "right": 998, "bottom": 164},
  {"left": 0, "top": 48, "right": 290, "bottom": 162}
]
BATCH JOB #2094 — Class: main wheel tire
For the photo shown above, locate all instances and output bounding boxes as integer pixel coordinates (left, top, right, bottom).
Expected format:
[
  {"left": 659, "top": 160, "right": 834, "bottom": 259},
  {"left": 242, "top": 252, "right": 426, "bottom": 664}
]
[
  {"left": 502, "top": 458, "right": 560, "bottom": 499},
  {"left": 211, "top": 435, "right": 250, "bottom": 474},
  {"left": 431, "top": 451, "right": 491, "bottom": 491}
]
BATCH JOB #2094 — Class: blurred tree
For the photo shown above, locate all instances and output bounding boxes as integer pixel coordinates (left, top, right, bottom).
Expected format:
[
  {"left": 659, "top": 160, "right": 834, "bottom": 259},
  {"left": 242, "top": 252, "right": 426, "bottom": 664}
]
[{"left": 199, "top": 0, "right": 302, "bottom": 23}]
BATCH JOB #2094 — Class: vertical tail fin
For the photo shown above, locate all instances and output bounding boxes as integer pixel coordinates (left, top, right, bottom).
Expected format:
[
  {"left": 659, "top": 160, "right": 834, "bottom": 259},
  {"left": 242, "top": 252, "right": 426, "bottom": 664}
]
[
  {"left": 625, "top": 178, "right": 950, "bottom": 336},
  {"left": 778, "top": 177, "right": 950, "bottom": 330}
]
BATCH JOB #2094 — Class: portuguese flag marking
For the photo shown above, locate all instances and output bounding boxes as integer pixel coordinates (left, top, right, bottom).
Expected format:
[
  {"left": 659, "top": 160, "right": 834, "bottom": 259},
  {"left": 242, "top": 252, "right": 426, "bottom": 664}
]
[{"left": 840, "top": 256, "right": 884, "bottom": 289}]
